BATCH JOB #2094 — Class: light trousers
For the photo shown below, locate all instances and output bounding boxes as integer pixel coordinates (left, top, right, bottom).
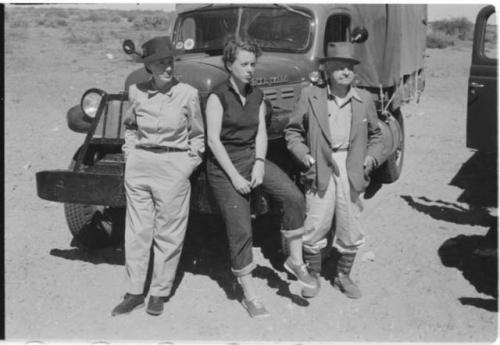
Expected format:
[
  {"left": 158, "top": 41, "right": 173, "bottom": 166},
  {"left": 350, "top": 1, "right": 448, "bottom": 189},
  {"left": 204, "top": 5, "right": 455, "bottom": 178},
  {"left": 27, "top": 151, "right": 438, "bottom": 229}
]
[
  {"left": 124, "top": 148, "right": 197, "bottom": 297},
  {"left": 303, "top": 151, "right": 365, "bottom": 255}
]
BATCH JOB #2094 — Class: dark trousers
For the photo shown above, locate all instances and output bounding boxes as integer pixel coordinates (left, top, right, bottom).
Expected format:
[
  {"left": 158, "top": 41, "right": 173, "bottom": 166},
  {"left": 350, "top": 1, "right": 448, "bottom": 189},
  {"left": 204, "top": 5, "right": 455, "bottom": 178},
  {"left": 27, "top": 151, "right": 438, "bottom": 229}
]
[{"left": 207, "top": 147, "right": 305, "bottom": 276}]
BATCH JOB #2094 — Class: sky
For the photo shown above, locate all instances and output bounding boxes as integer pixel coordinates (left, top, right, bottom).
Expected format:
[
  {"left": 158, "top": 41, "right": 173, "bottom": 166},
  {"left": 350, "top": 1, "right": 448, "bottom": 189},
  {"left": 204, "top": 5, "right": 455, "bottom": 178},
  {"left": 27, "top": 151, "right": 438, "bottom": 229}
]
[{"left": 8, "top": 2, "right": 493, "bottom": 23}]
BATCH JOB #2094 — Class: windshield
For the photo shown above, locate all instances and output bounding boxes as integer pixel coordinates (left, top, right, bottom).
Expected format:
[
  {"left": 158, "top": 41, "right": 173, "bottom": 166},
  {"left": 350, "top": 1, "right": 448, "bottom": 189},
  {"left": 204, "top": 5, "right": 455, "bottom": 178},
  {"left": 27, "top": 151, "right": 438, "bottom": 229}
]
[{"left": 174, "top": 6, "right": 313, "bottom": 53}]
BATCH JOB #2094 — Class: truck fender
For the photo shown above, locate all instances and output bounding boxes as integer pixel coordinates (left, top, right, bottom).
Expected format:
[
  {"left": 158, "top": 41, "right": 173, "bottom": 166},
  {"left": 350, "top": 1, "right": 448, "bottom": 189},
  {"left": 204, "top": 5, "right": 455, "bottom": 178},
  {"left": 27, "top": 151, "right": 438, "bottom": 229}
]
[{"left": 67, "top": 104, "right": 92, "bottom": 133}]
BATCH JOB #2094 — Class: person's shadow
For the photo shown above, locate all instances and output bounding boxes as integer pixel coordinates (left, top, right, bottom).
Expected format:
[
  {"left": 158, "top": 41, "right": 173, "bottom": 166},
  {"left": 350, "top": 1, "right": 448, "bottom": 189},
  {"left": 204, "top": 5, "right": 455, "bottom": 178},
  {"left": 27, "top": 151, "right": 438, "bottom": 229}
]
[
  {"left": 50, "top": 211, "right": 308, "bottom": 307},
  {"left": 176, "top": 213, "right": 309, "bottom": 306},
  {"left": 401, "top": 151, "right": 498, "bottom": 311}
]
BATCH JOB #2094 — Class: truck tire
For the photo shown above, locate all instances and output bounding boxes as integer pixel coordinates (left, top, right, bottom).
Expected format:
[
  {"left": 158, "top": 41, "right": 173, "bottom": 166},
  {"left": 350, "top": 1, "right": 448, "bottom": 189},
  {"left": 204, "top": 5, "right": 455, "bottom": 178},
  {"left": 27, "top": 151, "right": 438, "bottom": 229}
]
[
  {"left": 64, "top": 159, "right": 125, "bottom": 249},
  {"left": 373, "top": 110, "right": 405, "bottom": 183}
]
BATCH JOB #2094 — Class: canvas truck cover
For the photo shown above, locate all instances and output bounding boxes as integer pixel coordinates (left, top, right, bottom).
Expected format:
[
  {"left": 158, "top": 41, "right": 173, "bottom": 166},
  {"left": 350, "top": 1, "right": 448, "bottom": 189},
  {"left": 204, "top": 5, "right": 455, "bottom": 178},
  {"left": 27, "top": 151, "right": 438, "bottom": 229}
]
[{"left": 351, "top": 4, "right": 427, "bottom": 88}]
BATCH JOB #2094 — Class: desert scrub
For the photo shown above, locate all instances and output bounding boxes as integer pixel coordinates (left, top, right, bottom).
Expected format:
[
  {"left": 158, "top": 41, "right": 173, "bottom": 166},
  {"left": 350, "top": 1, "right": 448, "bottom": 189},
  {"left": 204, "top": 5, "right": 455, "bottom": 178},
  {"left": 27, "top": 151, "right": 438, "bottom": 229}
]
[
  {"left": 79, "top": 10, "right": 108, "bottom": 22},
  {"left": 64, "top": 28, "right": 103, "bottom": 44},
  {"left": 427, "top": 31, "right": 455, "bottom": 49},
  {"left": 430, "top": 17, "right": 473, "bottom": 41},
  {"left": 56, "top": 19, "right": 68, "bottom": 27},
  {"left": 125, "top": 12, "right": 138, "bottom": 23},
  {"left": 47, "top": 8, "right": 71, "bottom": 19},
  {"left": 37, "top": 18, "right": 68, "bottom": 28},
  {"left": 132, "top": 13, "right": 175, "bottom": 31},
  {"left": 9, "top": 18, "right": 29, "bottom": 29}
]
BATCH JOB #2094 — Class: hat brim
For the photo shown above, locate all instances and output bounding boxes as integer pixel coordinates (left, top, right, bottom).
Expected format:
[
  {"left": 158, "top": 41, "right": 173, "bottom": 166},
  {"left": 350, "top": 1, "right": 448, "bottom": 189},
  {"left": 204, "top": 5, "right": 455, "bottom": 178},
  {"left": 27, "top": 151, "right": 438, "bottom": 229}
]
[
  {"left": 319, "top": 56, "right": 360, "bottom": 65},
  {"left": 135, "top": 50, "right": 182, "bottom": 63}
]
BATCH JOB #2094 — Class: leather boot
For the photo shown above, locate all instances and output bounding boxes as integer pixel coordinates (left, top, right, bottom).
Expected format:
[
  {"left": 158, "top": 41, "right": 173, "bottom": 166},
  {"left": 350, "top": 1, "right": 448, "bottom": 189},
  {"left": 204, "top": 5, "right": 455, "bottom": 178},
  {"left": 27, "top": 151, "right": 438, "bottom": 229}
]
[
  {"left": 333, "top": 252, "right": 361, "bottom": 299},
  {"left": 111, "top": 293, "right": 145, "bottom": 316},
  {"left": 301, "top": 250, "right": 321, "bottom": 298}
]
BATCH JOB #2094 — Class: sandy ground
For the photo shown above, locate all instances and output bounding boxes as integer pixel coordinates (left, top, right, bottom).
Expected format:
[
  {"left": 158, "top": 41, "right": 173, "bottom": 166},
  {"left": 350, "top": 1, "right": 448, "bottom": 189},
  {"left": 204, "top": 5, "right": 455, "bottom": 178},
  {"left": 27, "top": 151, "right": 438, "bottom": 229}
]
[{"left": 5, "top": 17, "right": 498, "bottom": 343}]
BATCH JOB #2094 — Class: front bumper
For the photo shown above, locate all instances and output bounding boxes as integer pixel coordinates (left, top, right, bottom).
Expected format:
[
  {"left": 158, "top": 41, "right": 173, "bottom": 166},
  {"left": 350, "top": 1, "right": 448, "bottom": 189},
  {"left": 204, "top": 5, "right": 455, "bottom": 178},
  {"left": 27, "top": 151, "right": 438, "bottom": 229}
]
[
  {"left": 36, "top": 167, "right": 276, "bottom": 215},
  {"left": 36, "top": 169, "right": 125, "bottom": 207}
]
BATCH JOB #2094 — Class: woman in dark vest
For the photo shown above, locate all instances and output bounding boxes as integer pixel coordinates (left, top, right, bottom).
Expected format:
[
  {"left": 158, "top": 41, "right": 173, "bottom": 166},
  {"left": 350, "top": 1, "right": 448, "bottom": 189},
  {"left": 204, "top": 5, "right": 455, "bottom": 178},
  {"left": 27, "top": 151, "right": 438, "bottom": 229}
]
[{"left": 205, "top": 40, "right": 317, "bottom": 318}]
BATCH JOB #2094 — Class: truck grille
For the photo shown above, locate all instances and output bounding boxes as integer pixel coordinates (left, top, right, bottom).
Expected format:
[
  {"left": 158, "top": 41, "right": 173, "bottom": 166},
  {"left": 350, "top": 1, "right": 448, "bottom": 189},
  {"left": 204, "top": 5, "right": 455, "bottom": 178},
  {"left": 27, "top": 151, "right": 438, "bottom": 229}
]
[
  {"left": 263, "top": 88, "right": 278, "bottom": 100},
  {"left": 281, "top": 87, "right": 295, "bottom": 99},
  {"left": 94, "top": 96, "right": 130, "bottom": 140}
]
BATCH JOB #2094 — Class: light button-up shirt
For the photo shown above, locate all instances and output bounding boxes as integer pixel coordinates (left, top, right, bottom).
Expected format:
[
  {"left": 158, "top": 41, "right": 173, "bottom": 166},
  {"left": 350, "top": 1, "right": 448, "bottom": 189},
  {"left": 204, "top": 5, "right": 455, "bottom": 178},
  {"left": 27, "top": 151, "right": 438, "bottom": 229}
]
[
  {"left": 327, "top": 86, "right": 361, "bottom": 150},
  {"left": 122, "top": 79, "right": 205, "bottom": 159}
]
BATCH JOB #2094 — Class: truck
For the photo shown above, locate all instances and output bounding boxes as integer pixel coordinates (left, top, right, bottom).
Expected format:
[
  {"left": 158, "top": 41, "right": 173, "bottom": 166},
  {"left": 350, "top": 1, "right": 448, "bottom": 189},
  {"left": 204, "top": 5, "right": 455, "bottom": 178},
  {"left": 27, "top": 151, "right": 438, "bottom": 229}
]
[
  {"left": 466, "top": 5, "right": 497, "bottom": 157},
  {"left": 36, "top": 4, "right": 427, "bottom": 249}
]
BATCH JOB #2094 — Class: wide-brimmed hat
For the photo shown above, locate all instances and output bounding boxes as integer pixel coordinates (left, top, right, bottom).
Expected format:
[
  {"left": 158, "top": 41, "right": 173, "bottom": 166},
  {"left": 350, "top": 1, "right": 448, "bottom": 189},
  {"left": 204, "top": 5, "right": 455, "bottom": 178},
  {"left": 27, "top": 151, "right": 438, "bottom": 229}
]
[
  {"left": 319, "top": 42, "right": 359, "bottom": 65},
  {"left": 137, "top": 36, "right": 179, "bottom": 63}
]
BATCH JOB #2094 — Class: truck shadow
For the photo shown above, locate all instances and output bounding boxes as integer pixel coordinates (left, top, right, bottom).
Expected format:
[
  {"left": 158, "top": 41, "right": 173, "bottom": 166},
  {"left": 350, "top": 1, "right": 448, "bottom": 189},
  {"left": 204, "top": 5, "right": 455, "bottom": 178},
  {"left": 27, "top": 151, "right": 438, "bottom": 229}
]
[
  {"left": 50, "top": 213, "right": 309, "bottom": 307},
  {"left": 174, "top": 213, "right": 309, "bottom": 306},
  {"left": 400, "top": 151, "right": 498, "bottom": 312},
  {"left": 50, "top": 243, "right": 125, "bottom": 266}
]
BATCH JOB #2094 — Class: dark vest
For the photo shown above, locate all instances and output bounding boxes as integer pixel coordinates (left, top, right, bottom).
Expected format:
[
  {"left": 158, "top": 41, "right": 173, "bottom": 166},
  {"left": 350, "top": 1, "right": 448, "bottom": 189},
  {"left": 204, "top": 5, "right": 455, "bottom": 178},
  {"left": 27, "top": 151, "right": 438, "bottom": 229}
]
[{"left": 210, "top": 79, "right": 264, "bottom": 152}]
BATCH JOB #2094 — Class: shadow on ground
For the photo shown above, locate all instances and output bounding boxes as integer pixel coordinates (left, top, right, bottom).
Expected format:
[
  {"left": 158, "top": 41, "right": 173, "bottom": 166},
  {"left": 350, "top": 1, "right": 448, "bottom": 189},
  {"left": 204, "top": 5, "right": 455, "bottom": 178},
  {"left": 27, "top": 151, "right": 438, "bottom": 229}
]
[
  {"left": 439, "top": 226, "right": 498, "bottom": 301},
  {"left": 50, "top": 212, "right": 308, "bottom": 306},
  {"left": 176, "top": 214, "right": 308, "bottom": 306},
  {"left": 50, "top": 244, "right": 125, "bottom": 266},
  {"left": 401, "top": 151, "right": 498, "bottom": 311}
]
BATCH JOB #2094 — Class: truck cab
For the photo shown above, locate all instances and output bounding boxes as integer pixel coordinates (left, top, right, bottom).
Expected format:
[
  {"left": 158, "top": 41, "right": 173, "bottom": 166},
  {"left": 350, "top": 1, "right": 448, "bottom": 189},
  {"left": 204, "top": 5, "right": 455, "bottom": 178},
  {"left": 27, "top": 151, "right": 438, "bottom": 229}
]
[
  {"left": 36, "top": 4, "right": 427, "bottom": 248},
  {"left": 467, "top": 5, "right": 497, "bottom": 154}
]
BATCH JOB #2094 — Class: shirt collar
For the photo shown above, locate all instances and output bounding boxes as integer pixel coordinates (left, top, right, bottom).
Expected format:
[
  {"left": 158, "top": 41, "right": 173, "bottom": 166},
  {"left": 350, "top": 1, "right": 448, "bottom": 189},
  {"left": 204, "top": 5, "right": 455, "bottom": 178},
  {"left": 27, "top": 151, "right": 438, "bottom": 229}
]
[
  {"left": 147, "top": 77, "right": 179, "bottom": 96},
  {"left": 327, "top": 85, "right": 362, "bottom": 106},
  {"left": 227, "top": 77, "right": 254, "bottom": 97}
]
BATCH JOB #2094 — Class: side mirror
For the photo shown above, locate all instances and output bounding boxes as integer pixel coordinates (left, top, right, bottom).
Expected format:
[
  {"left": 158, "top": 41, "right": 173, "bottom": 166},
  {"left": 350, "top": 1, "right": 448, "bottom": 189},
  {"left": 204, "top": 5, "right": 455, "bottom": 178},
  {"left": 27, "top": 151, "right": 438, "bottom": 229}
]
[
  {"left": 351, "top": 27, "right": 368, "bottom": 43},
  {"left": 123, "top": 39, "right": 137, "bottom": 55}
]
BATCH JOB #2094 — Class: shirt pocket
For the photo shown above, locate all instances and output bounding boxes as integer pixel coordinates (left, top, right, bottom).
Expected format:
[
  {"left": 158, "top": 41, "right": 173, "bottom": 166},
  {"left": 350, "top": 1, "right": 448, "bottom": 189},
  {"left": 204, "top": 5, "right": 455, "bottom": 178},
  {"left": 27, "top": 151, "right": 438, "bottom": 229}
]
[
  {"left": 158, "top": 103, "right": 186, "bottom": 133},
  {"left": 134, "top": 104, "right": 155, "bottom": 133}
]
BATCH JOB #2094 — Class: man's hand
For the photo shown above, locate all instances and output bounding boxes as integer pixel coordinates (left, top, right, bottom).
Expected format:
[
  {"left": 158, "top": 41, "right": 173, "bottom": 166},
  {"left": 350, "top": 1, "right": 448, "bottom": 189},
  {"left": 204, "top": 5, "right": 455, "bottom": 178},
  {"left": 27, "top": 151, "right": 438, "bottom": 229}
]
[
  {"left": 251, "top": 160, "right": 265, "bottom": 188},
  {"left": 302, "top": 154, "right": 316, "bottom": 169}
]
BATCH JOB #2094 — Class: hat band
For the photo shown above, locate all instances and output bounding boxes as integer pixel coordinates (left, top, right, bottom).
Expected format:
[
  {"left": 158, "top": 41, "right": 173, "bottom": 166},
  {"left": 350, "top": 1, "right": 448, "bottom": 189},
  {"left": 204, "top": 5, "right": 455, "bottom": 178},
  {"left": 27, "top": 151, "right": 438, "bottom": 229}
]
[{"left": 142, "top": 49, "right": 178, "bottom": 63}]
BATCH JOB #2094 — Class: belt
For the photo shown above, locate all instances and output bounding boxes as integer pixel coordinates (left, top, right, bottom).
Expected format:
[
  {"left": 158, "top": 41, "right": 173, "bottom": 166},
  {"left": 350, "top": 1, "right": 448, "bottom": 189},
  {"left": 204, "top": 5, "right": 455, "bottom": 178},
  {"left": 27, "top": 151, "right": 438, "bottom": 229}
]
[
  {"left": 136, "top": 146, "right": 188, "bottom": 153},
  {"left": 332, "top": 147, "right": 349, "bottom": 152}
]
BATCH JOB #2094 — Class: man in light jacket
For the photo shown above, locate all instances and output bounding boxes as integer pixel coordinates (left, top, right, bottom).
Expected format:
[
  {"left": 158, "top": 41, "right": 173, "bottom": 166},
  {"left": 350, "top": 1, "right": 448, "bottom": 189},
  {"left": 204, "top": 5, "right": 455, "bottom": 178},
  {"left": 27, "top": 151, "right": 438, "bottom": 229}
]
[{"left": 285, "top": 42, "right": 384, "bottom": 299}]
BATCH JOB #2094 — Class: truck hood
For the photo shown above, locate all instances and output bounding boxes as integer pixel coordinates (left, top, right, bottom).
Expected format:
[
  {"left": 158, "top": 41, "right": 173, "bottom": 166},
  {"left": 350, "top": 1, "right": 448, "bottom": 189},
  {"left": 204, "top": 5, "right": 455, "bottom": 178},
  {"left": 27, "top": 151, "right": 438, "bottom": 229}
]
[{"left": 124, "top": 53, "right": 311, "bottom": 94}]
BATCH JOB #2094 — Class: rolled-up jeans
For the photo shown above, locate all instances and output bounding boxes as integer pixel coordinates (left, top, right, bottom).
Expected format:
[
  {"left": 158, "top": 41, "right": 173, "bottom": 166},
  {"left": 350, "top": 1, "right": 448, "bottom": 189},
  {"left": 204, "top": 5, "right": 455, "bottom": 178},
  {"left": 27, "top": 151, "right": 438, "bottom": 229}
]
[{"left": 207, "top": 146, "right": 305, "bottom": 277}]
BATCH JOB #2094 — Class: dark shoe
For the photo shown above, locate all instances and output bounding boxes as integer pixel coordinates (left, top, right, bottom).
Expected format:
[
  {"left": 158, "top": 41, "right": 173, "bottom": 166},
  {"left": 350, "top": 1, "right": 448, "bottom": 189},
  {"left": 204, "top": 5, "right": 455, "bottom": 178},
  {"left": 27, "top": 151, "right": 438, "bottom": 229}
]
[
  {"left": 241, "top": 298, "right": 270, "bottom": 318},
  {"left": 146, "top": 296, "right": 165, "bottom": 316},
  {"left": 334, "top": 273, "right": 362, "bottom": 299},
  {"left": 111, "top": 293, "right": 145, "bottom": 316},
  {"left": 284, "top": 257, "right": 318, "bottom": 289},
  {"left": 301, "top": 273, "right": 321, "bottom": 298}
]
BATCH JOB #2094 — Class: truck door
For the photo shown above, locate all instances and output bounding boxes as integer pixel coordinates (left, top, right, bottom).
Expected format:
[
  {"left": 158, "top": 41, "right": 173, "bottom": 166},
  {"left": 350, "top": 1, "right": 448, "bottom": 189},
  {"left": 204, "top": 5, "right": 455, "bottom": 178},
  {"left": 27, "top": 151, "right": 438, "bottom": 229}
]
[{"left": 467, "top": 5, "right": 497, "bottom": 153}]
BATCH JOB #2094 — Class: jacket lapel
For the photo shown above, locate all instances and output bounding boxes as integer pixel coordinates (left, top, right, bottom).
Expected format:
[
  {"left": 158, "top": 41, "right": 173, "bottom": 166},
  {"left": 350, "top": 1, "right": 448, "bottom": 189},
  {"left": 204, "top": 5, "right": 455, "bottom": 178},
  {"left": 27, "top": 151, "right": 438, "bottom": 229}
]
[
  {"left": 309, "top": 88, "right": 332, "bottom": 146},
  {"left": 349, "top": 92, "right": 363, "bottom": 142}
]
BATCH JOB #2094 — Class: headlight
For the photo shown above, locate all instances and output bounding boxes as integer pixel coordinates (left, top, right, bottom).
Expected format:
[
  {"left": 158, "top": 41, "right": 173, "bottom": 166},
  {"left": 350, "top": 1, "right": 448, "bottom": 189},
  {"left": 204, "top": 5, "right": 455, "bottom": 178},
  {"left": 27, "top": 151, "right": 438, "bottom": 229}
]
[
  {"left": 80, "top": 88, "right": 106, "bottom": 119},
  {"left": 309, "top": 70, "right": 321, "bottom": 84}
]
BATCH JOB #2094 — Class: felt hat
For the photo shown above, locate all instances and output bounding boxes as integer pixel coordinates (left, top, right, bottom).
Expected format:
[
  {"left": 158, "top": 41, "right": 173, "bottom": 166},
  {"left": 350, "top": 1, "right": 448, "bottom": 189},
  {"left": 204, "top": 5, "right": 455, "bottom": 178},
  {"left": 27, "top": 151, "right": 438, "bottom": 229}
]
[
  {"left": 319, "top": 42, "right": 359, "bottom": 65},
  {"left": 137, "top": 36, "right": 179, "bottom": 63}
]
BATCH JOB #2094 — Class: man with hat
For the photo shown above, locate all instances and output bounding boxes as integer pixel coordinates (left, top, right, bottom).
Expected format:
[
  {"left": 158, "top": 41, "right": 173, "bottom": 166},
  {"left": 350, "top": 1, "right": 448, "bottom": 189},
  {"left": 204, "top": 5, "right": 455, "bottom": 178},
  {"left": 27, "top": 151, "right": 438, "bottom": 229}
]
[
  {"left": 112, "top": 36, "right": 204, "bottom": 316},
  {"left": 285, "top": 42, "right": 384, "bottom": 299}
]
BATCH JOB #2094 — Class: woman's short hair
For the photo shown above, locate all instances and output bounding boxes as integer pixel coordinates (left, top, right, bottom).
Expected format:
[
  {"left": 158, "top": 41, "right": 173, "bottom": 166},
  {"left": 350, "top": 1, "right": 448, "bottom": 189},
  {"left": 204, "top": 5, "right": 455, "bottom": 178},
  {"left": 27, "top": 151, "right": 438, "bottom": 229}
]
[{"left": 222, "top": 40, "right": 262, "bottom": 72}]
